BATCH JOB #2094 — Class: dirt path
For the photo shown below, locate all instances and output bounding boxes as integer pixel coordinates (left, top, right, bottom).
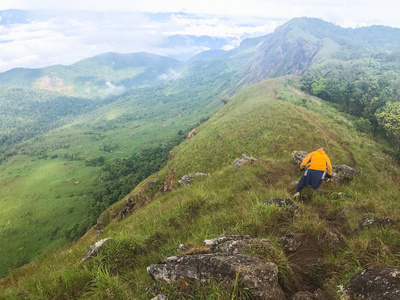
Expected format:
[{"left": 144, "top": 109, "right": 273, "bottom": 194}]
[{"left": 293, "top": 106, "right": 356, "bottom": 167}]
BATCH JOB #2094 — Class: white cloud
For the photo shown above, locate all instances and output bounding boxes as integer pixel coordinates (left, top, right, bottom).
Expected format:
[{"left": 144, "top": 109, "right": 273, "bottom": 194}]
[
  {"left": 0, "top": 1, "right": 399, "bottom": 72},
  {"left": 158, "top": 69, "right": 182, "bottom": 81},
  {"left": 103, "top": 81, "right": 126, "bottom": 97}
]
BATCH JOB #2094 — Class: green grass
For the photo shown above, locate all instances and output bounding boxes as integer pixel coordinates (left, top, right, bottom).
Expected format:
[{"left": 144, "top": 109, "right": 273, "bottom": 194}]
[
  {"left": 0, "top": 68, "right": 226, "bottom": 277},
  {"left": 1, "top": 77, "right": 400, "bottom": 299}
]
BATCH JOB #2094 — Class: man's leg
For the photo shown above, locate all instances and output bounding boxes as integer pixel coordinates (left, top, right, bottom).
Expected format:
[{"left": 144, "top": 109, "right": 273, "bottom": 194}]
[{"left": 296, "top": 175, "right": 307, "bottom": 193}]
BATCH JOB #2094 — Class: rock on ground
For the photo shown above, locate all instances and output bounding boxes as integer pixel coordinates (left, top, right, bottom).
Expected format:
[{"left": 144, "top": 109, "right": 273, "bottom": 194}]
[
  {"left": 292, "top": 151, "right": 308, "bottom": 165},
  {"left": 233, "top": 154, "right": 257, "bottom": 168},
  {"left": 151, "top": 294, "right": 168, "bottom": 300},
  {"left": 266, "top": 197, "right": 301, "bottom": 212},
  {"left": 81, "top": 238, "right": 113, "bottom": 262},
  {"left": 147, "top": 253, "right": 285, "bottom": 300},
  {"left": 358, "top": 214, "right": 396, "bottom": 230},
  {"left": 204, "top": 235, "right": 273, "bottom": 254},
  {"left": 178, "top": 172, "right": 208, "bottom": 187},
  {"left": 346, "top": 266, "right": 400, "bottom": 300}
]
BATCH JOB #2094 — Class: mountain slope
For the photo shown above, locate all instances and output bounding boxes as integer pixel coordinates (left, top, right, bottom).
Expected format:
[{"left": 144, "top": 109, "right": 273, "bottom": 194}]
[
  {"left": 0, "top": 53, "right": 182, "bottom": 98},
  {"left": 1, "top": 77, "right": 399, "bottom": 299},
  {"left": 239, "top": 18, "right": 400, "bottom": 86}
]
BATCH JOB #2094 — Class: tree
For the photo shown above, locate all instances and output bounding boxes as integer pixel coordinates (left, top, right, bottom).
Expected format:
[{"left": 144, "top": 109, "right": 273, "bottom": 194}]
[{"left": 376, "top": 102, "right": 400, "bottom": 150}]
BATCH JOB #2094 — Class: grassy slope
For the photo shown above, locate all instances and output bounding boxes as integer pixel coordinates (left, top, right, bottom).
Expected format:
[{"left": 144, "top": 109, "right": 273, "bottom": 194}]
[
  {"left": 0, "top": 75, "right": 225, "bottom": 277},
  {"left": 1, "top": 77, "right": 400, "bottom": 299}
]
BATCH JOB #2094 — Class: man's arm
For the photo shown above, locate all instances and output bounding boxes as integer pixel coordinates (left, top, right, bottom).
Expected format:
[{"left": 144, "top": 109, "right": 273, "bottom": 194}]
[
  {"left": 325, "top": 155, "right": 332, "bottom": 175},
  {"left": 300, "top": 152, "right": 313, "bottom": 170}
]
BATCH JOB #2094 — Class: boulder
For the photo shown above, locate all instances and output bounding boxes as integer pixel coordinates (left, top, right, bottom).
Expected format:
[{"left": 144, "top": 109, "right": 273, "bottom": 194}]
[
  {"left": 334, "top": 165, "right": 360, "bottom": 178},
  {"left": 358, "top": 215, "right": 396, "bottom": 230},
  {"left": 346, "top": 266, "right": 400, "bottom": 300},
  {"left": 147, "top": 253, "right": 285, "bottom": 300},
  {"left": 81, "top": 238, "right": 113, "bottom": 262},
  {"left": 292, "top": 151, "right": 308, "bottom": 165},
  {"left": 330, "top": 165, "right": 360, "bottom": 184},
  {"left": 233, "top": 154, "right": 257, "bottom": 168},
  {"left": 266, "top": 197, "right": 301, "bottom": 212},
  {"left": 204, "top": 235, "right": 273, "bottom": 254},
  {"left": 178, "top": 173, "right": 208, "bottom": 187}
]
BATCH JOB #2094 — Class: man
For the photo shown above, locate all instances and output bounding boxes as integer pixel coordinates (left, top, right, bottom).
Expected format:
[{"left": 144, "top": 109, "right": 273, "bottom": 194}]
[{"left": 294, "top": 147, "right": 332, "bottom": 198}]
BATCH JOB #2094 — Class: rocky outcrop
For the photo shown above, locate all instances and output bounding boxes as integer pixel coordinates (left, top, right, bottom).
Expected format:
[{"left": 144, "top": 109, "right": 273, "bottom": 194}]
[
  {"left": 292, "top": 151, "right": 308, "bottom": 165},
  {"left": 204, "top": 235, "right": 273, "bottom": 254},
  {"left": 331, "top": 165, "right": 360, "bottom": 184},
  {"left": 81, "top": 238, "right": 113, "bottom": 262},
  {"left": 346, "top": 266, "right": 400, "bottom": 299},
  {"left": 147, "top": 253, "right": 285, "bottom": 300},
  {"left": 186, "top": 128, "right": 198, "bottom": 140},
  {"left": 119, "top": 179, "right": 163, "bottom": 220},
  {"left": 266, "top": 197, "right": 301, "bottom": 212},
  {"left": 233, "top": 154, "right": 257, "bottom": 168},
  {"left": 358, "top": 215, "right": 396, "bottom": 230},
  {"left": 178, "top": 173, "right": 208, "bottom": 187}
]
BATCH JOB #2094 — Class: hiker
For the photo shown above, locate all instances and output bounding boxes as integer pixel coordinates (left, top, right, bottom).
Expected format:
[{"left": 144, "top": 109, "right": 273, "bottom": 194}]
[{"left": 294, "top": 147, "right": 332, "bottom": 198}]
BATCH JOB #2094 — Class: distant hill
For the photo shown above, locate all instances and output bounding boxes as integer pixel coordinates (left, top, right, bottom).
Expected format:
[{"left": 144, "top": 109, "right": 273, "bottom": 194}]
[{"left": 0, "top": 53, "right": 182, "bottom": 98}]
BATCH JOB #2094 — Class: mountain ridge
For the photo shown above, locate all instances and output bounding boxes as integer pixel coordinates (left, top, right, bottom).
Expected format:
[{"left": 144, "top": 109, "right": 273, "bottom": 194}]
[{"left": 0, "top": 18, "right": 400, "bottom": 298}]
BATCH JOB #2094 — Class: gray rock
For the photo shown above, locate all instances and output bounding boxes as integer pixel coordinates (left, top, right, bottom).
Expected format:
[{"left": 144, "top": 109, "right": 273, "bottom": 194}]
[
  {"left": 151, "top": 295, "right": 168, "bottom": 300},
  {"left": 81, "top": 238, "right": 113, "bottom": 262},
  {"left": 147, "top": 253, "right": 285, "bottom": 300},
  {"left": 266, "top": 197, "right": 301, "bottom": 212},
  {"left": 330, "top": 165, "right": 360, "bottom": 184},
  {"left": 177, "top": 244, "right": 187, "bottom": 252},
  {"left": 204, "top": 235, "right": 273, "bottom": 254},
  {"left": 292, "top": 151, "right": 308, "bottom": 165},
  {"left": 358, "top": 215, "right": 396, "bottom": 230},
  {"left": 335, "top": 165, "right": 360, "bottom": 178},
  {"left": 178, "top": 173, "right": 208, "bottom": 187},
  {"left": 233, "top": 154, "right": 257, "bottom": 168},
  {"left": 346, "top": 266, "right": 400, "bottom": 300}
]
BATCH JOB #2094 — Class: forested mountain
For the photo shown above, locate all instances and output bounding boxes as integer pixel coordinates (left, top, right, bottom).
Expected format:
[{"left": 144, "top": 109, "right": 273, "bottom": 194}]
[
  {"left": 239, "top": 17, "right": 400, "bottom": 85},
  {"left": 0, "top": 18, "right": 400, "bottom": 296}
]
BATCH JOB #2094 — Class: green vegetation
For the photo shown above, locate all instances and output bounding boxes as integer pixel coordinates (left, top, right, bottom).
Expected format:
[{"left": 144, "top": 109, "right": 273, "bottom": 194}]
[
  {"left": 301, "top": 57, "right": 400, "bottom": 155},
  {"left": 0, "top": 38, "right": 249, "bottom": 276},
  {"left": 1, "top": 16, "right": 400, "bottom": 298},
  {"left": 1, "top": 78, "right": 399, "bottom": 299}
]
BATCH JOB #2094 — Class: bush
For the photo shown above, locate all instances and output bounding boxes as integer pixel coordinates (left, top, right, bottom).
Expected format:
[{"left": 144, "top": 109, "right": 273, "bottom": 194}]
[{"left": 354, "top": 118, "right": 373, "bottom": 133}]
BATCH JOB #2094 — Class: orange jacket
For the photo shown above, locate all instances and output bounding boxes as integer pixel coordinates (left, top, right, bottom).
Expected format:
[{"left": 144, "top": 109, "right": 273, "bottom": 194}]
[{"left": 300, "top": 149, "right": 332, "bottom": 175}]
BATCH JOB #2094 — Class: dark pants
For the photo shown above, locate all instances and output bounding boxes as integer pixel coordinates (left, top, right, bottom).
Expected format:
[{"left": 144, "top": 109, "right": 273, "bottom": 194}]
[{"left": 296, "top": 169, "right": 326, "bottom": 192}]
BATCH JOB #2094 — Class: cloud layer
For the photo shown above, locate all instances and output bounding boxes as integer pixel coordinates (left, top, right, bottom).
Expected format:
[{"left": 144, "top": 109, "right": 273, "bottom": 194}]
[
  {"left": 0, "top": 0, "right": 399, "bottom": 72},
  {"left": 0, "top": 11, "right": 282, "bottom": 72}
]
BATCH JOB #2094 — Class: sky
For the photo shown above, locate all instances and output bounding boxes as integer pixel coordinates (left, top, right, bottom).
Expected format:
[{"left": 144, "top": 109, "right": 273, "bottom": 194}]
[{"left": 0, "top": 0, "right": 399, "bottom": 72}]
